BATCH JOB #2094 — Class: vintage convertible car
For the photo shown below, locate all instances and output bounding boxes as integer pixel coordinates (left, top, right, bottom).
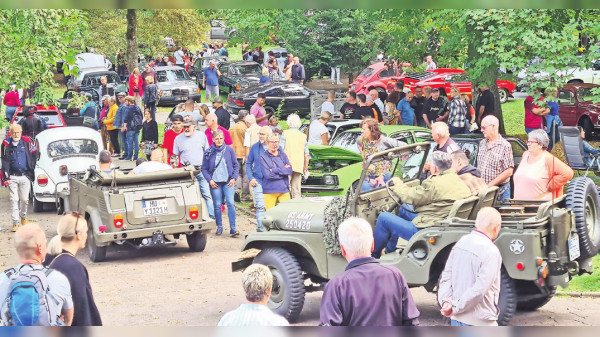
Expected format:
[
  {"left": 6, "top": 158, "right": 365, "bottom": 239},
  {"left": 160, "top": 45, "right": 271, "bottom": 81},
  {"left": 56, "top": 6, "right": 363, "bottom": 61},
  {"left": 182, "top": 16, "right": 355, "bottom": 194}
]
[{"left": 32, "top": 127, "right": 103, "bottom": 212}]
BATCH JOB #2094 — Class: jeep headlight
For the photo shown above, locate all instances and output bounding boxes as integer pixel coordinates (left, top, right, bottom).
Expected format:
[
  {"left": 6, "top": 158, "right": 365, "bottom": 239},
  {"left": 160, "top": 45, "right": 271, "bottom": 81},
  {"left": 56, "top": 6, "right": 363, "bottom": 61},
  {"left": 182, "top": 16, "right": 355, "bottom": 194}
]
[
  {"left": 322, "top": 175, "right": 338, "bottom": 185},
  {"left": 161, "top": 90, "right": 172, "bottom": 97},
  {"left": 261, "top": 215, "right": 273, "bottom": 229}
]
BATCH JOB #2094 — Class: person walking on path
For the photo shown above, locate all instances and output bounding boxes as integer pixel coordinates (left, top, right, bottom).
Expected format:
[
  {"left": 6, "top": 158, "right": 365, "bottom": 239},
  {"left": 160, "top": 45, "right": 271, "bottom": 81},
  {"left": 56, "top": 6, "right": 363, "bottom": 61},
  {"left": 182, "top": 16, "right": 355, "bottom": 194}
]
[
  {"left": 203, "top": 60, "right": 221, "bottom": 103},
  {"left": 246, "top": 126, "right": 272, "bottom": 229},
  {"left": 229, "top": 110, "right": 251, "bottom": 202},
  {"left": 128, "top": 68, "right": 144, "bottom": 107},
  {"left": 438, "top": 207, "right": 503, "bottom": 326}
]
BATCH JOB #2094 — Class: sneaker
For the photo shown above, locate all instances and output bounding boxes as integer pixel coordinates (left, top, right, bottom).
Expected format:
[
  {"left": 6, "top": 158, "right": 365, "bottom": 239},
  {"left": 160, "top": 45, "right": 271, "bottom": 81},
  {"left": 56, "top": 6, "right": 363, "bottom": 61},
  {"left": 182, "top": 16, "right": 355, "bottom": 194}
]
[
  {"left": 119, "top": 156, "right": 126, "bottom": 160},
  {"left": 234, "top": 193, "right": 241, "bottom": 202},
  {"left": 12, "top": 223, "right": 20, "bottom": 232},
  {"left": 111, "top": 153, "right": 120, "bottom": 157},
  {"left": 230, "top": 230, "right": 239, "bottom": 237},
  {"left": 216, "top": 227, "right": 223, "bottom": 235},
  {"left": 20, "top": 217, "right": 28, "bottom": 226}
]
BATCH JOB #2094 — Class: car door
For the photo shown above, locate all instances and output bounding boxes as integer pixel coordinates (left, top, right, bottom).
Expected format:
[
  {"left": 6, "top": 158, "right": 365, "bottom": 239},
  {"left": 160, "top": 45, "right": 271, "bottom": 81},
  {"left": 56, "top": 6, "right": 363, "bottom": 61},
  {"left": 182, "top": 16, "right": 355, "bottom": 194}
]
[
  {"left": 218, "top": 64, "right": 231, "bottom": 91},
  {"left": 557, "top": 90, "right": 578, "bottom": 127}
]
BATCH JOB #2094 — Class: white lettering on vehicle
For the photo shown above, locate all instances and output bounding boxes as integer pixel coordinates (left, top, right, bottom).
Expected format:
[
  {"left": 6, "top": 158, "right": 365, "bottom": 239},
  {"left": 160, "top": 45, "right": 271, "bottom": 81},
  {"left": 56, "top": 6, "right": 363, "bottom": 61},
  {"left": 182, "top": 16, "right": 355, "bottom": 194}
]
[{"left": 284, "top": 212, "right": 315, "bottom": 231}]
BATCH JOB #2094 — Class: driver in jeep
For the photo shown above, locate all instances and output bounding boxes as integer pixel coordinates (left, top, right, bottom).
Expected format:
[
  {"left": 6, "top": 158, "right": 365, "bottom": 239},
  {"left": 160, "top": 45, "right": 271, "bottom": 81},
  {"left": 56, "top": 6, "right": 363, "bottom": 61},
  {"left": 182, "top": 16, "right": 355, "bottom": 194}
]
[{"left": 372, "top": 151, "right": 471, "bottom": 258}]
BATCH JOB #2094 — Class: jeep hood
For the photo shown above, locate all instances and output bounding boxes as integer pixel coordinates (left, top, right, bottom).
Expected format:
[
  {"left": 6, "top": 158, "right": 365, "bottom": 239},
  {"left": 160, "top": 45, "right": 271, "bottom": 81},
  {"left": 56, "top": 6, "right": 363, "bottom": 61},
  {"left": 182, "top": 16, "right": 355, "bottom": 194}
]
[
  {"left": 262, "top": 196, "right": 336, "bottom": 233},
  {"left": 309, "top": 145, "right": 362, "bottom": 161}
]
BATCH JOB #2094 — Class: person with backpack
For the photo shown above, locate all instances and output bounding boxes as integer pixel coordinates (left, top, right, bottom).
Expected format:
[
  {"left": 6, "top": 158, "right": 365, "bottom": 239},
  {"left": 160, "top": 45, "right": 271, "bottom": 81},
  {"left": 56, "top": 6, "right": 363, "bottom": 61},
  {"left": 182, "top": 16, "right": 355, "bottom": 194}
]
[
  {"left": 0, "top": 224, "right": 73, "bottom": 326},
  {"left": 121, "top": 96, "right": 144, "bottom": 161},
  {"left": 79, "top": 93, "right": 99, "bottom": 130},
  {"left": 44, "top": 214, "right": 102, "bottom": 326},
  {"left": 20, "top": 106, "right": 45, "bottom": 141}
]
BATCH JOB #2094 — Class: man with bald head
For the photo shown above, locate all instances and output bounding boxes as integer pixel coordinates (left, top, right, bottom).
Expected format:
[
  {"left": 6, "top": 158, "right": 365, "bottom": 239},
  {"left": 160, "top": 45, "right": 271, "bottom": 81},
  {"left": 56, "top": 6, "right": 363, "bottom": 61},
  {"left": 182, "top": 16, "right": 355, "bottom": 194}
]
[
  {"left": 129, "top": 149, "right": 172, "bottom": 175},
  {"left": 477, "top": 115, "right": 514, "bottom": 202},
  {"left": 204, "top": 112, "right": 232, "bottom": 146},
  {"left": 438, "top": 207, "right": 503, "bottom": 326},
  {"left": 203, "top": 60, "right": 221, "bottom": 103},
  {"left": 245, "top": 126, "right": 272, "bottom": 229},
  {"left": 0, "top": 224, "right": 74, "bottom": 326},
  {"left": 2, "top": 123, "right": 37, "bottom": 231}
]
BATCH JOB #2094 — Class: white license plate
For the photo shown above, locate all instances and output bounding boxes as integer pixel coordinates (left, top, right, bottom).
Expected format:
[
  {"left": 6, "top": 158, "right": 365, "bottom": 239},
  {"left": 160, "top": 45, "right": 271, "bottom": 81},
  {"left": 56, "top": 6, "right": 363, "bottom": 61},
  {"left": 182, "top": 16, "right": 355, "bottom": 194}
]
[
  {"left": 142, "top": 199, "right": 168, "bottom": 216},
  {"left": 568, "top": 233, "right": 580, "bottom": 261}
]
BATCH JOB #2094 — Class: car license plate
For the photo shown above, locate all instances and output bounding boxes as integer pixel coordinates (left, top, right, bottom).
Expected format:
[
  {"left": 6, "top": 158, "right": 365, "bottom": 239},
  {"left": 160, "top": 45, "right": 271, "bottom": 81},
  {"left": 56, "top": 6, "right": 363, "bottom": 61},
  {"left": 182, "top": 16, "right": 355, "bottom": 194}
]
[
  {"left": 177, "top": 96, "right": 188, "bottom": 101},
  {"left": 142, "top": 199, "right": 168, "bottom": 216},
  {"left": 568, "top": 233, "right": 580, "bottom": 261}
]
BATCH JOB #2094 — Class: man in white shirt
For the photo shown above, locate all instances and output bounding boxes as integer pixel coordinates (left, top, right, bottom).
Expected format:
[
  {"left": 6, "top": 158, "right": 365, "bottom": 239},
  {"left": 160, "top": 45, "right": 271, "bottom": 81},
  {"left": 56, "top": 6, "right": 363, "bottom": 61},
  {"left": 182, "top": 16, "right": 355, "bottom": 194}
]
[
  {"left": 321, "top": 90, "right": 336, "bottom": 116},
  {"left": 129, "top": 149, "right": 172, "bottom": 175},
  {"left": 174, "top": 46, "right": 185, "bottom": 68},
  {"left": 308, "top": 111, "right": 332, "bottom": 145},
  {"left": 426, "top": 55, "right": 437, "bottom": 70}
]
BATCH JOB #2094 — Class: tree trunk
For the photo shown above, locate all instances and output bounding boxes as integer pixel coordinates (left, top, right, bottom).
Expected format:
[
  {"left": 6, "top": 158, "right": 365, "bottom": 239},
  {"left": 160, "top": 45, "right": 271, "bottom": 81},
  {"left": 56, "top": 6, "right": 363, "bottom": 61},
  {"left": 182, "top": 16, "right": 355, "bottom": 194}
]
[
  {"left": 466, "top": 20, "right": 505, "bottom": 135},
  {"left": 126, "top": 9, "right": 138, "bottom": 74}
]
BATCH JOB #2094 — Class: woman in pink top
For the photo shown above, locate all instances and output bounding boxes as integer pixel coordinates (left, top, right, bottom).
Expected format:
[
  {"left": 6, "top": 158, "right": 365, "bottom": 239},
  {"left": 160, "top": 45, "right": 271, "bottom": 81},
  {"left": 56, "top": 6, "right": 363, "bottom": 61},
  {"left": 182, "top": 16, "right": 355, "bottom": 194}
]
[
  {"left": 514, "top": 129, "right": 573, "bottom": 200},
  {"left": 128, "top": 68, "right": 144, "bottom": 106}
]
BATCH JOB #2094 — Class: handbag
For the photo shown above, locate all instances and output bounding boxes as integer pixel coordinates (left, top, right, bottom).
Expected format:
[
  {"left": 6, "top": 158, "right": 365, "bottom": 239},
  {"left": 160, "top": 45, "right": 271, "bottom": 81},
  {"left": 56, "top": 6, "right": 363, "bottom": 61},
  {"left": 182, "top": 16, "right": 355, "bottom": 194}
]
[{"left": 469, "top": 122, "right": 479, "bottom": 132}]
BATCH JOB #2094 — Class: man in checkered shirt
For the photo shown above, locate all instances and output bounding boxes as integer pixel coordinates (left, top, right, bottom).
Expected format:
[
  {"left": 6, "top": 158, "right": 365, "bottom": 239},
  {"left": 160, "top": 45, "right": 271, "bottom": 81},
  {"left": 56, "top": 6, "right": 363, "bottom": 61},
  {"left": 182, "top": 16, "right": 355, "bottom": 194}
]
[{"left": 476, "top": 115, "right": 514, "bottom": 202}]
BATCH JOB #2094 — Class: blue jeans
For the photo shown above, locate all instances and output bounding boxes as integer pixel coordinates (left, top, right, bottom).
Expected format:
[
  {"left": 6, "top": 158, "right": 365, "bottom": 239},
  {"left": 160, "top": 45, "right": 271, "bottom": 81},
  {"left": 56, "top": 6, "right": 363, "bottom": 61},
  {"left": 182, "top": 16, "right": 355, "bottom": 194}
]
[
  {"left": 196, "top": 174, "right": 215, "bottom": 219},
  {"left": 5, "top": 106, "right": 16, "bottom": 121},
  {"left": 449, "top": 125, "right": 466, "bottom": 135},
  {"left": 500, "top": 182, "right": 511, "bottom": 202},
  {"left": 361, "top": 172, "right": 392, "bottom": 193},
  {"left": 210, "top": 182, "right": 236, "bottom": 231},
  {"left": 120, "top": 130, "right": 128, "bottom": 156},
  {"left": 451, "top": 319, "right": 471, "bottom": 326},
  {"left": 125, "top": 130, "right": 140, "bottom": 160},
  {"left": 252, "top": 183, "right": 266, "bottom": 229},
  {"left": 417, "top": 120, "right": 427, "bottom": 128},
  {"left": 373, "top": 206, "right": 420, "bottom": 258}
]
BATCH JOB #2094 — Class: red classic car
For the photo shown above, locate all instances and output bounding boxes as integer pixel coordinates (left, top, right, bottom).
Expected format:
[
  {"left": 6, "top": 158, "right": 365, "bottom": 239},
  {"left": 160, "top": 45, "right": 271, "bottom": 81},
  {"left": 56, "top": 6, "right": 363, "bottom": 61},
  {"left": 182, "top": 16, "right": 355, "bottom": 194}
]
[
  {"left": 558, "top": 83, "right": 600, "bottom": 140},
  {"left": 350, "top": 61, "right": 411, "bottom": 95},
  {"left": 402, "top": 69, "right": 517, "bottom": 103}
]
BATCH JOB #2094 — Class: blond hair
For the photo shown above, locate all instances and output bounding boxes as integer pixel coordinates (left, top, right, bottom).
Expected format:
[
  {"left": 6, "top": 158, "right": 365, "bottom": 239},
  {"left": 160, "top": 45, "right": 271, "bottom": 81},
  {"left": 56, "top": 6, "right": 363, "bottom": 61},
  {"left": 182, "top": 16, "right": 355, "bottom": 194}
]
[
  {"left": 47, "top": 214, "right": 88, "bottom": 255},
  {"left": 242, "top": 264, "right": 272, "bottom": 302}
]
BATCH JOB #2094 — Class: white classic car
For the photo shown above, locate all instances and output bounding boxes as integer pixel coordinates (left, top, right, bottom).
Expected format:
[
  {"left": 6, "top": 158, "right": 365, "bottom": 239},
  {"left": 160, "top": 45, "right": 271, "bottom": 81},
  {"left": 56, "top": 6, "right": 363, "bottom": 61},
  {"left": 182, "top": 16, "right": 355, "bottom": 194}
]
[{"left": 32, "top": 127, "right": 104, "bottom": 211}]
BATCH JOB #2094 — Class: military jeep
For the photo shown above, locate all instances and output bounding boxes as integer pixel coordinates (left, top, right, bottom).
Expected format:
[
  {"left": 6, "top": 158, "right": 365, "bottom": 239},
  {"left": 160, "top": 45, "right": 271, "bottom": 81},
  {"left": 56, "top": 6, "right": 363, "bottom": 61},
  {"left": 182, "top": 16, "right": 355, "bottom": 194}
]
[
  {"left": 59, "top": 166, "right": 216, "bottom": 262},
  {"left": 232, "top": 143, "right": 599, "bottom": 326}
]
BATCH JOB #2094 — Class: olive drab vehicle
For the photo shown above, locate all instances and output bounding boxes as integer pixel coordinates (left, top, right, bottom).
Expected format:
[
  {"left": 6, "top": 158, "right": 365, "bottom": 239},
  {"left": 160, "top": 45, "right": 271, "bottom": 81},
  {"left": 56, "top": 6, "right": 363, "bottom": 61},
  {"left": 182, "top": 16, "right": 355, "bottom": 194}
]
[
  {"left": 58, "top": 166, "right": 216, "bottom": 262},
  {"left": 232, "top": 143, "right": 599, "bottom": 326}
]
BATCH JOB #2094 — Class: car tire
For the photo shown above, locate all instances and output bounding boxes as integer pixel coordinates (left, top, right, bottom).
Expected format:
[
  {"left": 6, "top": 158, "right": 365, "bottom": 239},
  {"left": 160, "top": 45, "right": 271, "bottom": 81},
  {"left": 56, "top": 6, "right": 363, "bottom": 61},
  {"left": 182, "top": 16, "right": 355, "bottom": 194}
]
[
  {"left": 186, "top": 232, "right": 207, "bottom": 252},
  {"left": 253, "top": 247, "right": 305, "bottom": 322},
  {"left": 499, "top": 88, "right": 509, "bottom": 104},
  {"left": 565, "top": 177, "right": 600, "bottom": 259},
  {"left": 580, "top": 118, "right": 593, "bottom": 141},
  {"left": 33, "top": 197, "right": 44, "bottom": 212},
  {"left": 87, "top": 219, "right": 107, "bottom": 262},
  {"left": 516, "top": 282, "right": 556, "bottom": 311},
  {"left": 497, "top": 267, "right": 517, "bottom": 326},
  {"left": 264, "top": 106, "right": 276, "bottom": 117}
]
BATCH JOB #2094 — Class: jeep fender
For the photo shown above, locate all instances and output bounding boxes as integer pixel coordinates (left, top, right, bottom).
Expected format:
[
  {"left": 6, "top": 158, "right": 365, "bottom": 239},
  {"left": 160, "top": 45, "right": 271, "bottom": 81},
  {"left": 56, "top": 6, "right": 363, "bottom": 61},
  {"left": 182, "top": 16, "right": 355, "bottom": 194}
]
[
  {"left": 86, "top": 208, "right": 109, "bottom": 247},
  {"left": 239, "top": 231, "right": 327, "bottom": 278}
]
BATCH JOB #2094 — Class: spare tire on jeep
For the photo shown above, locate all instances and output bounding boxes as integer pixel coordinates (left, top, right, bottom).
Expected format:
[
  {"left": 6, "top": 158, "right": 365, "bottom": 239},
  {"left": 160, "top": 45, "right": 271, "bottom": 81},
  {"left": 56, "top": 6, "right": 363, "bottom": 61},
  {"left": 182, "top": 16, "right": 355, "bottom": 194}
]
[{"left": 565, "top": 177, "right": 600, "bottom": 260}]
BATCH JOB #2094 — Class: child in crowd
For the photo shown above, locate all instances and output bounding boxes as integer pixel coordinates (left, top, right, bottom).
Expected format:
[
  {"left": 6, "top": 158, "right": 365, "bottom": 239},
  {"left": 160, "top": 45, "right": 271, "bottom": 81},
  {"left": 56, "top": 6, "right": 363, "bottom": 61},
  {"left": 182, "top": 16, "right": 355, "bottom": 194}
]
[
  {"left": 269, "top": 116, "right": 283, "bottom": 135},
  {"left": 579, "top": 126, "right": 600, "bottom": 167}
]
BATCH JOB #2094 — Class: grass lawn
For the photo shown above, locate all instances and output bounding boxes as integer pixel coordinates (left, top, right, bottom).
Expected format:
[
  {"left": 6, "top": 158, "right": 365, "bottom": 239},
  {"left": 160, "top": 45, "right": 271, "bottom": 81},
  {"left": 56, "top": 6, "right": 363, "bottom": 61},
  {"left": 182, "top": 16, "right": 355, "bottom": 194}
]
[{"left": 559, "top": 255, "right": 600, "bottom": 292}]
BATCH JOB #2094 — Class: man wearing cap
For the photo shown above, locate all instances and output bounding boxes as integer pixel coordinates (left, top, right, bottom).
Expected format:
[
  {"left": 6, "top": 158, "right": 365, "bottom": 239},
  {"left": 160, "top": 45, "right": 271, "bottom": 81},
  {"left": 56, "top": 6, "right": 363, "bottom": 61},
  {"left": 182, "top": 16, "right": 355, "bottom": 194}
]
[
  {"left": 113, "top": 92, "right": 127, "bottom": 158},
  {"left": 422, "top": 88, "right": 447, "bottom": 129},
  {"left": 213, "top": 96, "right": 231, "bottom": 129},
  {"left": 173, "top": 116, "right": 214, "bottom": 218},
  {"left": 230, "top": 110, "right": 251, "bottom": 202}
]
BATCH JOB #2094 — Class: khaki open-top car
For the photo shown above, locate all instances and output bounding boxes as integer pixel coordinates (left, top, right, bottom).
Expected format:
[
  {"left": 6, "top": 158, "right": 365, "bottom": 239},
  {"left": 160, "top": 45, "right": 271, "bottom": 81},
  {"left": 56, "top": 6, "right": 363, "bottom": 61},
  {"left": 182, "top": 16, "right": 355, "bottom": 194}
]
[
  {"left": 232, "top": 142, "right": 599, "bottom": 325},
  {"left": 59, "top": 166, "right": 216, "bottom": 262}
]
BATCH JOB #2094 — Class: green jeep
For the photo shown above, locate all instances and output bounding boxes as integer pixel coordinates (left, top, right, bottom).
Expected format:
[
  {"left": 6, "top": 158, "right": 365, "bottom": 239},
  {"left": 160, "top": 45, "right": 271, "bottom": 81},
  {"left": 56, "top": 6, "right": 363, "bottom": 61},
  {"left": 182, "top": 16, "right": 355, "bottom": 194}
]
[
  {"left": 302, "top": 125, "right": 431, "bottom": 197},
  {"left": 233, "top": 142, "right": 599, "bottom": 325}
]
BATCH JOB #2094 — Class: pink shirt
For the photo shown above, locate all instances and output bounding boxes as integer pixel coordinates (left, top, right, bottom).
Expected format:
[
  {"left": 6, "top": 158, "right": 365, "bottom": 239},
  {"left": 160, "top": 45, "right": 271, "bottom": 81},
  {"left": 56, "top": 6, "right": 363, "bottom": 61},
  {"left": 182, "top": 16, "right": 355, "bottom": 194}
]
[
  {"left": 205, "top": 126, "right": 233, "bottom": 146},
  {"left": 513, "top": 151, "right": 551, "bottom": 200},
  {"left": 250, "top": 103, "right": 268, "bottom": 126}
]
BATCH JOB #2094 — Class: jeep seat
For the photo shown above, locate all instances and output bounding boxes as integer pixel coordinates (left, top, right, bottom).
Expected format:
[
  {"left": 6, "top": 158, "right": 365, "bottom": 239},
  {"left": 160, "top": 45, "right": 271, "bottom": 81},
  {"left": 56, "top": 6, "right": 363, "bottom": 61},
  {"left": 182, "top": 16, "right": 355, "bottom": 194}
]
[
  {"left": 447, "top": 195, "right": 479, "bottom": 219},
  {"left": 469, "top": 186, "right": 499, "bottom": 220}
]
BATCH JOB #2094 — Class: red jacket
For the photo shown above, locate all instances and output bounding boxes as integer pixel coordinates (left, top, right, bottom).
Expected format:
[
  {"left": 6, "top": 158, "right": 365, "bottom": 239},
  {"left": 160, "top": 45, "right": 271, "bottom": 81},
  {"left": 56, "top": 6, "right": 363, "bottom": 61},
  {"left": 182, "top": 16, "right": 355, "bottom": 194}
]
[
  {"left": 128, "top": 74, "right": 144, "bottom": 97},
  {"left": 3, "top": 91, "right": 20, "bottom": 107}
]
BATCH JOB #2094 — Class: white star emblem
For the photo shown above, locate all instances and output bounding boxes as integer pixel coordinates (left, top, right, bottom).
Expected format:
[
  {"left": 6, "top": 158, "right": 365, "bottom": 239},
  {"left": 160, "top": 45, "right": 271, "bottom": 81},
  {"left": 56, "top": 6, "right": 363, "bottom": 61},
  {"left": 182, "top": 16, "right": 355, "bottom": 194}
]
[{"left": 510, "top": 239, "right": 525, "bottom": 254}]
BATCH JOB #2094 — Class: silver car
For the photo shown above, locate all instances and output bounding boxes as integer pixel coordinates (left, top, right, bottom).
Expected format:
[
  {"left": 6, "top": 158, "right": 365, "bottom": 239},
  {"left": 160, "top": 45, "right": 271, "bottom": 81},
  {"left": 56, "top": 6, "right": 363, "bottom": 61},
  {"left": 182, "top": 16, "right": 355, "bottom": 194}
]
[{"left": 155, "top": 66, "right": 202, "bottom": 106}]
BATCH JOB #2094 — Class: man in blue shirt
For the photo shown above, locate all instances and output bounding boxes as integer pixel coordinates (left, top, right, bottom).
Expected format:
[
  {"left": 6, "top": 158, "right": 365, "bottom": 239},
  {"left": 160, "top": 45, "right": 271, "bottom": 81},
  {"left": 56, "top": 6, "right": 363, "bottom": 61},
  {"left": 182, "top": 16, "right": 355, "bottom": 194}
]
[
  {"left": 112, "top": 92, "right": 127, "bottom": 158},
  {"left": 245, "top": 126, "right": 272, "bottom": 229},
  {"left": 202, "top": 60, "right": 221, "bottom": 103},
  {"left": 396, "top": 91, "right": 415, "bottom": 126}
]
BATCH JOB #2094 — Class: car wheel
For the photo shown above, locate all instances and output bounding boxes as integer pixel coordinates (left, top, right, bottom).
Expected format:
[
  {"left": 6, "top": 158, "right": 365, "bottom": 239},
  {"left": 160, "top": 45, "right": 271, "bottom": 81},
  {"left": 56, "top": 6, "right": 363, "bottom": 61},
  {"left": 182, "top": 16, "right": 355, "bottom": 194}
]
[
  {"left": 33, "top": 197, "right": 44, "bottom": 213},
  {"left": 497, "top": 267, "right": 517, "bottom": 326},
  {"left": 186, "top": 232, "right": 207, "bottom": 252},
  {"left": 499, "top": 88, "right": 509, "bottom": 104},
  {"left": 253, "top": 247, "right": 305, "bottom": 322},
  {"left": 87, "top": 218, "right": 107, "bottom": 262},
  {"left": 565, "top": 177, "right": 600, "bottom": 259},
  {"left": 265, "top": 106, "right": 276, "bottom": 116},
  {"left": 580, "top": 118, "right": 593, "bottom": 141}
]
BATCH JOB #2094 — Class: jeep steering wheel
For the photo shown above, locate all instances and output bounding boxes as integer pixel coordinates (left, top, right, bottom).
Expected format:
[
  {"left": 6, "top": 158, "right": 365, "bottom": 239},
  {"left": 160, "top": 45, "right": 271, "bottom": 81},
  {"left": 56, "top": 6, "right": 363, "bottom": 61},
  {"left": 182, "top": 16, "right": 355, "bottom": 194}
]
[{"left": 385, "top": 178, "right": 402, "bottom": 208}]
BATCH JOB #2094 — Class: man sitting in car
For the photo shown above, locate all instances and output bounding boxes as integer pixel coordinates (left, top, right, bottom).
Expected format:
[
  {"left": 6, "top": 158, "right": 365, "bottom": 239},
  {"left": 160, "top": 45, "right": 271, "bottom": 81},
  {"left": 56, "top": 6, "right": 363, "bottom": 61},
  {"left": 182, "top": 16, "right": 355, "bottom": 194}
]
[
  {"left": 372, "top": 152, "right": 471, "bottom": 258},
  {"left": 129, "top": 149, "right": 173, "bottom": 175}
]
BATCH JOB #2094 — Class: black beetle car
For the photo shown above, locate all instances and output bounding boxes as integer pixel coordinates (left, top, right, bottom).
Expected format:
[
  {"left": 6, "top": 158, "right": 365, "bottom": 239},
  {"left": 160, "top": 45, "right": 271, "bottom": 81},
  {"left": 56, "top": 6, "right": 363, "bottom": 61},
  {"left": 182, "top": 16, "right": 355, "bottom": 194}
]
[{"left": 225, "top": 82, "right": 326, "bottom": 118}]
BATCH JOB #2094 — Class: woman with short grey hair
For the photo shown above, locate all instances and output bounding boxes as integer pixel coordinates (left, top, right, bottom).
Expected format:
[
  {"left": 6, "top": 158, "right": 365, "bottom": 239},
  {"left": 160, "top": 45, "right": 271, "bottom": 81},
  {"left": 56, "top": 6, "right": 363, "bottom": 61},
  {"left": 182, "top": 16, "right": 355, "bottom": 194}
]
[{"left": 513, "top": 129, "right": 573, "bottom": 200}]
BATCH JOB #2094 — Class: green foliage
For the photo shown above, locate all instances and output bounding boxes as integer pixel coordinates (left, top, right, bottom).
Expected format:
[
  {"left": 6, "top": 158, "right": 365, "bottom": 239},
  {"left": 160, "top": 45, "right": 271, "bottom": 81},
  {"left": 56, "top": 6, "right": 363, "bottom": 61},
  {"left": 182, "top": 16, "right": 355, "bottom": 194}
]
[
  {"left": 0, "top": 9, "right": 87, "bottom": 106},
  {"left": 63, "top": 91, "right": 87, "bottom": 110},
  {"left": 274, "top": 98, "right": 285, "bottom": 119}
]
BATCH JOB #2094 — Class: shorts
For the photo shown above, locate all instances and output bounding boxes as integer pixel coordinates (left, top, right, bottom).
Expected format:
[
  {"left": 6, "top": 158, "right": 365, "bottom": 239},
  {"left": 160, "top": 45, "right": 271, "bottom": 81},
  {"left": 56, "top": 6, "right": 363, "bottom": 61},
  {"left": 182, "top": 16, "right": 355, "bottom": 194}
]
[{"left": 205, "top": 85, "right": 219, "bottom": 98}]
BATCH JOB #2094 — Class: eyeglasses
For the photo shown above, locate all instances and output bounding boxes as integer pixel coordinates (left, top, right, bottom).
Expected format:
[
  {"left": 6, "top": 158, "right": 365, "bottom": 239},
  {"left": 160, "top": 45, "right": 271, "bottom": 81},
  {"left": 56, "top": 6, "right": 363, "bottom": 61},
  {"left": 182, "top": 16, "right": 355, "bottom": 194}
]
[{"left": 63, "top": 212, "right": 82, "bottom": 236}]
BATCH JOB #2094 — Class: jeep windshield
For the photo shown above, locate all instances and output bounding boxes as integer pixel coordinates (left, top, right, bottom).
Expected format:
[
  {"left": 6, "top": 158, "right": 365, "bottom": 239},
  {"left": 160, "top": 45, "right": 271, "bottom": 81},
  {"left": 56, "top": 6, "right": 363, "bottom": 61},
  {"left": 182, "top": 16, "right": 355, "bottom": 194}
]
[
  {"left": 48, "top": 139, "right": 99, "bottom": 158},
  {"left": 231, "top": 64, "right": 261, "bottom": 75},
  {"left": 358, "top": 144, "right": 429, "bottom": 193},
  {"left": 157, "top": 69, "right": 191, "bottom": 82}
]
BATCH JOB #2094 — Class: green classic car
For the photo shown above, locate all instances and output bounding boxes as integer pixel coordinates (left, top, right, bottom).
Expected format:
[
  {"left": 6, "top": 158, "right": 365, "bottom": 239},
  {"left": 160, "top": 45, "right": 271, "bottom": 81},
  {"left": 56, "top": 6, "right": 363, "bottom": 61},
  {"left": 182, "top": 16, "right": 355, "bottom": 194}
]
[{"left": 302, "top": 125, "right": 432, "bottom": 196}]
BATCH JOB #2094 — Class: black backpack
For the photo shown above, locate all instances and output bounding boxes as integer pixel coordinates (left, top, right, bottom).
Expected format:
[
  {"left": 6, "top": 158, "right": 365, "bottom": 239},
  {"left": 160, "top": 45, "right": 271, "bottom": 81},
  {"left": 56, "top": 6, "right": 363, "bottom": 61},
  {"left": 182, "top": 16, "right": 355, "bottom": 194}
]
[{"left": 128, "top": 105, "right": 143, "bottom": 132}]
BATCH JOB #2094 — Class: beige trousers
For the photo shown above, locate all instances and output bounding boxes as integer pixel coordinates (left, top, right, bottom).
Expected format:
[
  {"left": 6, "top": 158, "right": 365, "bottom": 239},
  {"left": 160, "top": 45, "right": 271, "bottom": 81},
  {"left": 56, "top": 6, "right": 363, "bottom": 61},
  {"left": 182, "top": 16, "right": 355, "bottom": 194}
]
[{"left": 289, "top": 172, "right": 303, "bottom": 199}]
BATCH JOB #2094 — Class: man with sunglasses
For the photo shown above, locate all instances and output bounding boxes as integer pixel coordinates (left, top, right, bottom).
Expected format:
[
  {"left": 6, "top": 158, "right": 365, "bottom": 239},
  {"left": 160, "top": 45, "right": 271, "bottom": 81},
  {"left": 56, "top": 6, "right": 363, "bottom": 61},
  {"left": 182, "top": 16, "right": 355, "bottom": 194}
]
[
  {"left": 173, "top": 116, "right": 214, "bottom": 219},
  {"left": 476, "top": 115, "right": 514, "bottom": 202}
]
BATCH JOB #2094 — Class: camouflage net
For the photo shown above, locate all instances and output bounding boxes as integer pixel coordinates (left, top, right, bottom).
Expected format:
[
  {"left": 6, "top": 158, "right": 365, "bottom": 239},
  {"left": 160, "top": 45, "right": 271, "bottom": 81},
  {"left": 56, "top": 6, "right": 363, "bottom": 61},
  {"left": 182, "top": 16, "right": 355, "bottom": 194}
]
[{"left": 323, "top": 188, "right": 355, "bottom": 255}]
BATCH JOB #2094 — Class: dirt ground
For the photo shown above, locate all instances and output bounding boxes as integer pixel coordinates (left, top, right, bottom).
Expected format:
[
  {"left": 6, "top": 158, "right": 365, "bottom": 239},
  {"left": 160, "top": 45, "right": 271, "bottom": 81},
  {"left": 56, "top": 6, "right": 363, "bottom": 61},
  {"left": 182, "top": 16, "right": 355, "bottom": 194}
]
[{"left": 1, "top": 182, "right": 600, "bottom": 326}]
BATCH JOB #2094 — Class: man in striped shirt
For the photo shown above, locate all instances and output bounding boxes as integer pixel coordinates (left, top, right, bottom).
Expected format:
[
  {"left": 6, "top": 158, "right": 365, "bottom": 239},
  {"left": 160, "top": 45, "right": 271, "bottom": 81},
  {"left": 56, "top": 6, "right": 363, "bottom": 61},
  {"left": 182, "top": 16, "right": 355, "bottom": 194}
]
[{"left": 218, "top": 264, "right": 289, "bottom": 326}]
